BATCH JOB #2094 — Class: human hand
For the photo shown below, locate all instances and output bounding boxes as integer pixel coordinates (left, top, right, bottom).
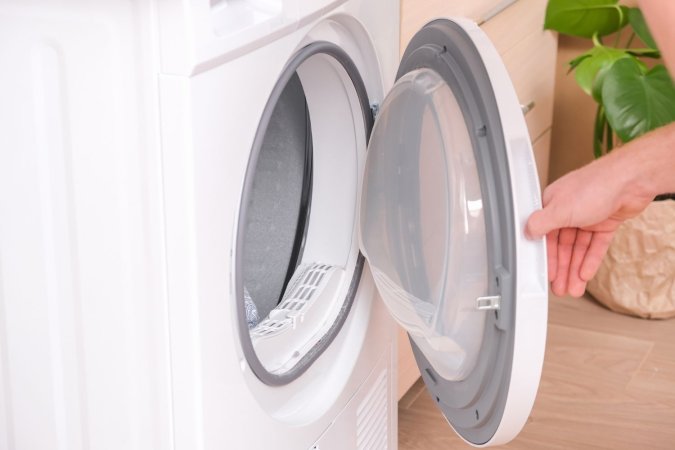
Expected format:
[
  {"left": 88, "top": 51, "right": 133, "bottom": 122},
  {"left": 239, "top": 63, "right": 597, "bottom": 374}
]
[{"left": 525, "top": 149, "right": 655, "bottom": 298}]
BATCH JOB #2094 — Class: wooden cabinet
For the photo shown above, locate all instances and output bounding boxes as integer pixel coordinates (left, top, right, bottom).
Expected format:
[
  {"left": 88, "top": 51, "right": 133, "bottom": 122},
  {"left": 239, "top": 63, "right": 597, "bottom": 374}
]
[
  {"left": 397, "top": 0, "right": 557, "bottom": 400},
  {"left": 401, "top": 0, "right": 519, "bottom": 48},
  {"left": 533, "top": 128, "right": 552, "bottom": 188},
  {"left": 482, "top": 0, "right": 557, "bottom": 146}
]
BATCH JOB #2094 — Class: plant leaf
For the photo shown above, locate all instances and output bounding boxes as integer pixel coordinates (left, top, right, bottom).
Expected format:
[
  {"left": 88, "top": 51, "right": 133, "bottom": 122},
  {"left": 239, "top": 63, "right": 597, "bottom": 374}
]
[
  {"left": 602, "top": 59, "right": 675, "bottom": 142},
  {"left": 544, "top": 0, "right": 630, "bottom": 38},
  {"left": 605, "top": 116, "right": 614, "bottom": 152},
  {"left": 626, "top": 48, "right": 661, "bottom": 58},
  {"left": 591, "top": 56, "right": 647, "bottom": 102},
  {"left": 574, "top": 46, "right": 630, "bottom": 97},
  {"left": 628, "top": 8, "right": 658, "bottom": 49},
  {"left": 568, "top": 53, "right": 592, "bottom": 72},
  {"left": 593, "top": 104, "right": 606, "bottom": 158}
]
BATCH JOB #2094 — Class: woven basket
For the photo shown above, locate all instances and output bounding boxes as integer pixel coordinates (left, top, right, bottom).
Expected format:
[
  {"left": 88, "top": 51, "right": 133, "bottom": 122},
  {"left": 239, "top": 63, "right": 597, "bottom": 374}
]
[{"left": 586, "top": 200, "right": 675, "bottom": 319}]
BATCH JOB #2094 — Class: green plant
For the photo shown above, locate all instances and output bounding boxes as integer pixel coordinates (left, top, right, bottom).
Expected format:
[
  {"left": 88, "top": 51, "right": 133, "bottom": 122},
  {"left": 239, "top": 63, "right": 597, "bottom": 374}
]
[{"left": 544, "top": 0, "right": 675, "bottom": 157}]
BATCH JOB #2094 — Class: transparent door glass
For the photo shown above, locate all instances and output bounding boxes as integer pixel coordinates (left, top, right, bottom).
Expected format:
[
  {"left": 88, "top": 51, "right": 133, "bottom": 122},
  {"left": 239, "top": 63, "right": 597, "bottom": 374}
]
[{"left": 360, "top": 68, "right": 489, "bottom": 381}]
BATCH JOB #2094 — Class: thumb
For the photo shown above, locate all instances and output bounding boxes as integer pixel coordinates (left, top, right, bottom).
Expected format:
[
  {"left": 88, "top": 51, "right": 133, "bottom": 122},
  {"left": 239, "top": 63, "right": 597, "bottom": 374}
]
[{"left": 526, "top": 206, "right": 564, "bottom": 240}]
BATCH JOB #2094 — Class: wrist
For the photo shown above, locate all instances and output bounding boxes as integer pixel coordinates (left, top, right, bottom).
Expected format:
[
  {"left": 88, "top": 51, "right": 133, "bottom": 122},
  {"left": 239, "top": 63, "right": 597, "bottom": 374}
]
[{"left": 612, "top": 123, "right": 675, "bottom": 200}]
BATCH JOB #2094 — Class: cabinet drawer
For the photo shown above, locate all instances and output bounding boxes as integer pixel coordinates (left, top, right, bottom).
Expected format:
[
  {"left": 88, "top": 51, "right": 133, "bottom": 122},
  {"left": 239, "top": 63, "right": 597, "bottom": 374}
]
[
  {"left": 482, "top": 0, "right": 558, "bottom": 141},
  {"left": 532, "top": 127, "right": 552, "bottom": 188},
  {"left": 401, "top": 0, "right": 517, "bottom": 51},
  {"left": 397, "top": 327, "right": 419, "bottom": 400},
  {"left": 481, "top": 0, "right": 548, "bottom": 55}
]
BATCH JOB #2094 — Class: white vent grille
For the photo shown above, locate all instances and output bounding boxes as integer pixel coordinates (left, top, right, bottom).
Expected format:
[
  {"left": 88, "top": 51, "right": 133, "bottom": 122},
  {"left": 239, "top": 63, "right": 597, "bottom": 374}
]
[
  {"left": 251, "top": 263, "right": 335, "bottom": 338},
  {"left": 357, "top": 370, "right": 389, "bottom": 450}
]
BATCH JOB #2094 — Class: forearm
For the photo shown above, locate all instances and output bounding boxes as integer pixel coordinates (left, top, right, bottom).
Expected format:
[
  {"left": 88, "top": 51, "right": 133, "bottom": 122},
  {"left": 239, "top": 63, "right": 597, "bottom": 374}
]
[
  {"left": 612, "top": 122, "right": 675, "bottom": 198},
  {"left": 638, "top": 0, "right": 675, "bottom": 75}
]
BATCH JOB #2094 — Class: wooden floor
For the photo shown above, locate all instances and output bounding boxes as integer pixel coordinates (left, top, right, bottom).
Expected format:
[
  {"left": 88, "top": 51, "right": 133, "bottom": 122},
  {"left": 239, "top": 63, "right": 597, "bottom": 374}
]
[{"left": 399, "top": 293, "right": 675, "bottom": 449}]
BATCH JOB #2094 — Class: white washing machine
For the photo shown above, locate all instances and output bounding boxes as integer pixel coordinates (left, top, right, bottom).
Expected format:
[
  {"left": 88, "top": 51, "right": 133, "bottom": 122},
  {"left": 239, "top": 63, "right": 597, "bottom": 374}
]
[{"left": 0, "top": 0, "right": 547, "bottom": 449}]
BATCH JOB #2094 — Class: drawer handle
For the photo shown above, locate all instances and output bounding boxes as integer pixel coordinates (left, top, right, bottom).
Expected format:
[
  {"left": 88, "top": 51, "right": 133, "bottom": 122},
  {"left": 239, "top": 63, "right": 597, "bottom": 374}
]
[
  {"left": 478, "top": 0, "right": 519, "bottom": 25},
  {"left": 521, "top": 101, "right": 536, "bottom": 116}
]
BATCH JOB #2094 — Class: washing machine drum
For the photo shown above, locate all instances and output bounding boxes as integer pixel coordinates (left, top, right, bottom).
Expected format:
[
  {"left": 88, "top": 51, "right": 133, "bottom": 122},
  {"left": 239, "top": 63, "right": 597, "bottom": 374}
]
[{"left": 360, "top": 19, "right": 548, "bottom": 447}]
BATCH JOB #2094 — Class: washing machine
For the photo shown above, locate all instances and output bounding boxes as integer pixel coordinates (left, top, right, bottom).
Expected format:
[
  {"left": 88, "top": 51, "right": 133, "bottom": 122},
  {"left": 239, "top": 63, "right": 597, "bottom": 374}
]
[{"left": 0, "top": 0, "right": 547, "bottom": 449}]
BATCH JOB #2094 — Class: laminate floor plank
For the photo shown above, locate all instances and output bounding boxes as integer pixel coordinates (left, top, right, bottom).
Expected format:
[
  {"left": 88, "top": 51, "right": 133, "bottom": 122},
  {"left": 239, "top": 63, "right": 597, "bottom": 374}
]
[{"left": 399, "top": 294, "right": 675, "bottom": 449}]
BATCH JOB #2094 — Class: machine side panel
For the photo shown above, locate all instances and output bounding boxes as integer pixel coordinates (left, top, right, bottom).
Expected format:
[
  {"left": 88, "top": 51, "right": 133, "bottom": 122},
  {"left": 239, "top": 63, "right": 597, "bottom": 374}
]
[
  {"left": 310, "top": 345, "right": 397, "bottom": 450},
  {"left": 0, "top": 3, "right": 172, "bottom": 449}
]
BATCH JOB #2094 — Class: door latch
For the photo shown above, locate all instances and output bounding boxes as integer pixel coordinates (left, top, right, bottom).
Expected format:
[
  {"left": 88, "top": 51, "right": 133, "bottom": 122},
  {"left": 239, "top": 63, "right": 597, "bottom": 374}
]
[{"left": 476, "top": 295, "right": 501, "bottom": 310}]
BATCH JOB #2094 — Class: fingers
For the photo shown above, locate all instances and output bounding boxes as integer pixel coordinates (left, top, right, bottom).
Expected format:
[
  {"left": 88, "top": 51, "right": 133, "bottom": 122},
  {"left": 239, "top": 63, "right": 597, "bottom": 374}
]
[
  {"left": 580, "top": 231, "right": 615, "bottom": 281},
  {"left": 567, "top": 230, "right": 593, "bottom": 297},
  {"left": 547, "top": 229, "right": 615, "bottom": 297},
  {"left": 552, "top": 228, "right": 577, "bottom": 297},
  {"left": 526, "top": 203, "right": 568, "bottom": 240},
  {"left": 546, "top": 229, "right": 559, "bottom": 281},
  {"left": 525, "top": 209, "right": 548, "bottom": 239},
  {"left": 525, "top": 178, "right": 617, "bottom": 296}
]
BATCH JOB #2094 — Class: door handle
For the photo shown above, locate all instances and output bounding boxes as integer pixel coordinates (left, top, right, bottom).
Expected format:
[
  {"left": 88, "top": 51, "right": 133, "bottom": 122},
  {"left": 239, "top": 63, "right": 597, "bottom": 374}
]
[
  {"left": 478, "top": 0, "right": 519, "bottom": 25},
  {"left": 521, "top": 101, "right": 536, "bottom": 116}
]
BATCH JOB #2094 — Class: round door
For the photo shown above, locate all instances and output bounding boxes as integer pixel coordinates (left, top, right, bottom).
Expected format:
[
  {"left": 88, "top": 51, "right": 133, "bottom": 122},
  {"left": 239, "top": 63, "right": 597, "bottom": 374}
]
[{"left": 359, "top": 18, "right": 548, "bottom": 447}]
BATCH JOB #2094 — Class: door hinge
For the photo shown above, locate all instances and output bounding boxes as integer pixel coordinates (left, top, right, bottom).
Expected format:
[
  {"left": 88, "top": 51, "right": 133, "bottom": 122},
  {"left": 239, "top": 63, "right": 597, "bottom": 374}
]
[{"left": 370, "top": 103, "right": 380, "bottom": 121}]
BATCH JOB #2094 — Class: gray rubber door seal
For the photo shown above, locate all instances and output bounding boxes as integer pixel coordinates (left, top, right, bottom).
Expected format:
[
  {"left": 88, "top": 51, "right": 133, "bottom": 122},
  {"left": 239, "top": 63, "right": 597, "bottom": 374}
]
[
  {"left": 235, "top": 42, "right": 372, "bottom": 387},
  {"left": 393, "top": 19, "right": 519, "bottom": 445}
]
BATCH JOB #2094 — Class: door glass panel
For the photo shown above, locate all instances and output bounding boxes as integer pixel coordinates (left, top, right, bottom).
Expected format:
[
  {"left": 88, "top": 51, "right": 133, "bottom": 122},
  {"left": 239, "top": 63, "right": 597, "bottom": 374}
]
[{"left": 360, "top": 68, "right": 489, "bottom": 381}]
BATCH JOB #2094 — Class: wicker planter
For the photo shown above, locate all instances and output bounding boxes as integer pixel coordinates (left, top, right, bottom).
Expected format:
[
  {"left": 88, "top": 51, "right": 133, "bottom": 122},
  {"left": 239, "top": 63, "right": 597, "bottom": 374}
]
[{"left": 586, "top": 200, "right": 675, "bottom": 319}]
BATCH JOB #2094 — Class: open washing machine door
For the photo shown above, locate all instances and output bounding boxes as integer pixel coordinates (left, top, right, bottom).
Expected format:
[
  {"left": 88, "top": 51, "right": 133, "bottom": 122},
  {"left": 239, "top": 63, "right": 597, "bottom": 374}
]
[{"left": 359, "top": 18, "right": 548, "bottom": 447}]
